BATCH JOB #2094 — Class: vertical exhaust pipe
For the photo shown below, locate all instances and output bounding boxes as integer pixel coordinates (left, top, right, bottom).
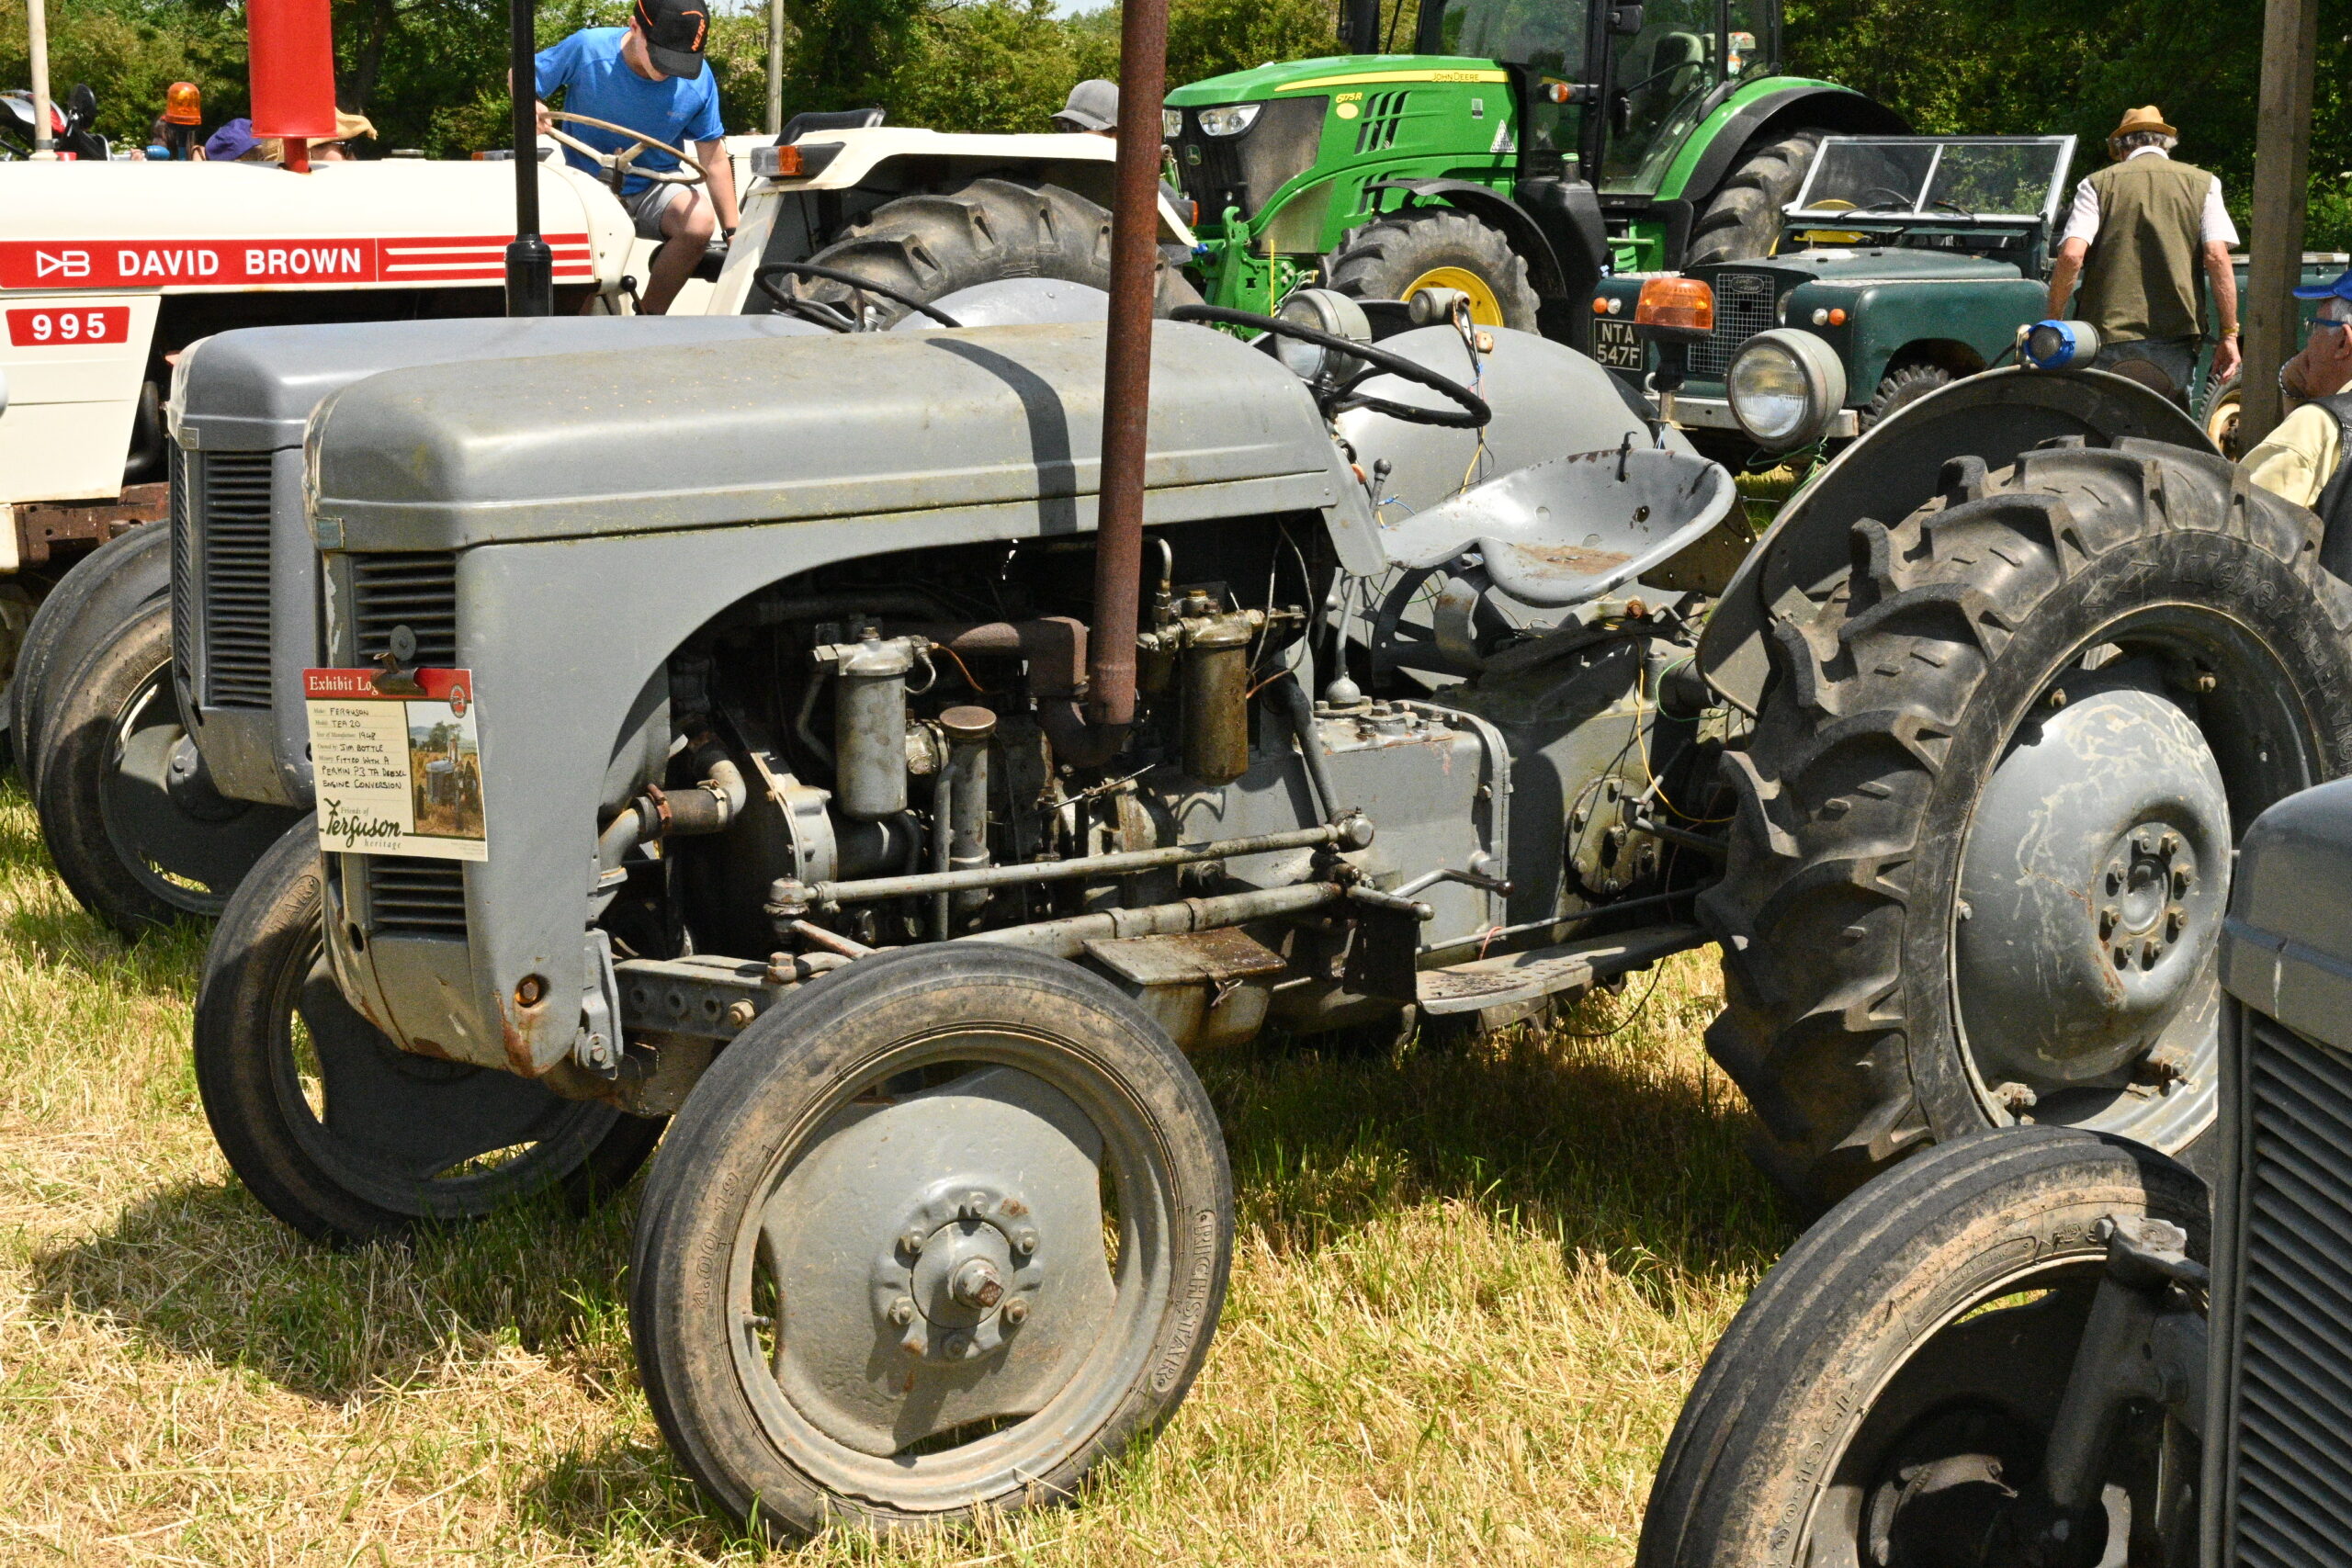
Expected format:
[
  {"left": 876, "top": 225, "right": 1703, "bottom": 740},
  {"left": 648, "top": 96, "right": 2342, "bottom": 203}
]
[
  {"left": 1084, "top": 0, "right": 1170, "bottom": 739},
  {"left": 505, "top": 0, "right": 553, "bottom": 314}
]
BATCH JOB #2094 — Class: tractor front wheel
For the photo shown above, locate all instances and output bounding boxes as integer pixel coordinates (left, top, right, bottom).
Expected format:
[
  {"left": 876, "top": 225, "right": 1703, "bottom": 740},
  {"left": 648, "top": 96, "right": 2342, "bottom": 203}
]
[{"left": 1324, "top": 209, "right": 1540, "bottom": 331}]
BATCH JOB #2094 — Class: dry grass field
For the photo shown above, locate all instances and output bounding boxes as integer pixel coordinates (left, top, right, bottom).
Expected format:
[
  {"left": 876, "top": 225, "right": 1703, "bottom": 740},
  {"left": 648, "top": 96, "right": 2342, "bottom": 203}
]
[{"left": 0, "top": 776, "right": 1792, "bottom": 1565}]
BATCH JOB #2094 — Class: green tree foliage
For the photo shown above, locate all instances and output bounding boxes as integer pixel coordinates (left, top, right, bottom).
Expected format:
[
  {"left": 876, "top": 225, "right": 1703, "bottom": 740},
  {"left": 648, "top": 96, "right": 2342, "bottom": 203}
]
[
  {"left": 13, "top": 0, "right": 2351, "bottom": 247},
  {"left": 1782, "top": 0, "right": 2352, "bottom": 244}
]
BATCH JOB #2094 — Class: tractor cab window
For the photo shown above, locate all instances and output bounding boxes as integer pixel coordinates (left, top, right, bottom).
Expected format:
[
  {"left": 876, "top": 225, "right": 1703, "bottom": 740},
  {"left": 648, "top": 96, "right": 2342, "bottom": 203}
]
[
  {"left": 1428, "top": 0, "right": 1586, "bottom": 76},
  {"left": 1425, "top": 0, "right": 1587, "bottom": 164},
  {"left": 1600, "top": 0, "right": 1720, "bottom": 192}
]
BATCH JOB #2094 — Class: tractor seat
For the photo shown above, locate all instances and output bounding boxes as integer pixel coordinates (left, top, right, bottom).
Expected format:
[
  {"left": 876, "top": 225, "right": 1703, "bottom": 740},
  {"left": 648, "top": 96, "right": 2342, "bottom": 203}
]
[
  {"left": 1376, "top": 446, "right": 1734, "bottom": 607},
  {"left": 778, "top": 107, "right": 884, "bottom": 144}
]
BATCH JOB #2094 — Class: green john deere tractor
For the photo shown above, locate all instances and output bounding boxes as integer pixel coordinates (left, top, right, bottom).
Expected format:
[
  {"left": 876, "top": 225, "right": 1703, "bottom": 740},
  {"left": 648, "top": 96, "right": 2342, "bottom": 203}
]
[{"left": 1164, "top": 0, "right": 1905, "bottom": 338}]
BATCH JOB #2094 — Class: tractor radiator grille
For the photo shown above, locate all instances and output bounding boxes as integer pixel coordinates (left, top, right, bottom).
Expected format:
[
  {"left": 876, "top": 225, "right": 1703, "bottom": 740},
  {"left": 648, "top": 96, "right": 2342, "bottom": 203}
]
[
  {"left": 364, "top": 855, "right": 469, "bottom": 935},
  {"left": 168, "top": 445, "right": 194, "bottom": 682},
  {"left": 2229, "top": 1012, "right": 2352, "bottom": 1568},
  {"left": 1689, "top": 271, "right": 1779, "bottom": 378},
  {"left": 350, "top": 552, "right": 458, "bottom": 666},
  {"left": 195, "top": 451, "right": 276, "bottom": 709},
  {"left": 1352, "top": 90, "right": 1410, "bottom": 154}
]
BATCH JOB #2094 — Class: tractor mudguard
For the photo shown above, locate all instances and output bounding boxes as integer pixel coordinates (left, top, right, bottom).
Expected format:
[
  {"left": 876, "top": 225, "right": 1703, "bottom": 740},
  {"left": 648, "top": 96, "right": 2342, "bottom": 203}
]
[
  {"left": 1668, "top": 85, "right": 1907, "bottom": 205},
  {"left": 1696, "top": 367, "right": 2214, "bottom": 715},
  {"left": 1360, "top": 178, "right": 1570, "bottom": 298}
]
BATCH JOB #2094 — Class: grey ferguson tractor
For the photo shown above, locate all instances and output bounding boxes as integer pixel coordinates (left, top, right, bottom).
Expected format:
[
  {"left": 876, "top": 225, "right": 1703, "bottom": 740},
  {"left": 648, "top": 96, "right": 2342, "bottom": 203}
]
[
  {"left": 1637, "top": 771, "right": 2352, "bottom": 1568},
  {"left": 169, "top": 262, "right": 2352, "bottom": 1535}
]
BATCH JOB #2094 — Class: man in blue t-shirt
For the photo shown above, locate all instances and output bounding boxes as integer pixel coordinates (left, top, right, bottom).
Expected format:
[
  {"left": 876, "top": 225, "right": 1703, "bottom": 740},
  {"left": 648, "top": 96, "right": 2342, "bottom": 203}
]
[{"left": 529, "top": 0, "right": 740, "bottom": 314}]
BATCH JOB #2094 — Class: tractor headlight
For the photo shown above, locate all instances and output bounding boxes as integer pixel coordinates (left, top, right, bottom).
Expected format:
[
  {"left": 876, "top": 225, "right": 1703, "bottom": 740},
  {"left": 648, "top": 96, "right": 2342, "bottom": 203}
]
[
  {"left": 2021, "top": 319, "right": 2101, "bottom": 370},
  {"left": 1727, "top": 329, "right": 1849, "bottom": 450},
  {"left": 1195, "top": 104, "right": 1262, "bottom": 138},
  {"left": 1272, "top": 288, "right": 1372, "bottom": 383},
  {"left": 1162, "top": 108, "right": 1183, "bottom": 140}
]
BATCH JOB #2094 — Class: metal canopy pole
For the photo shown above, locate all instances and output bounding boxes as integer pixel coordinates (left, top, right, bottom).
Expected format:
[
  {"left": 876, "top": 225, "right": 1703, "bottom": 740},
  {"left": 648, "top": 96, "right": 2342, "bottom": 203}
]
[
  {"left": 766, "top": 0, "right": 785, "bottom": 137},
  {"left": 504, "top": 0, "right": 554, "bottom": 315},
  {"left": 2240, "top": 0, "right": 2320, "bottom": 447},
  {"left": 25, "top": 0, "right": 54, "bottom": 159},
  {"left": 1085, "top": 0, "right": 1170, "bottom": 738}
]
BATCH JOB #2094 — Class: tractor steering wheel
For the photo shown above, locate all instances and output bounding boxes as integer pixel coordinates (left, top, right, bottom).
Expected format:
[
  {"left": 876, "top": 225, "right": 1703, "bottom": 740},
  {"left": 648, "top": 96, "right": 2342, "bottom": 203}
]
[
  {"left": 1170, "top": 303, "right": 1491, "bottom": 429},
  {"left": 543, "top": 110, "right": 710, "bottom": 193}
]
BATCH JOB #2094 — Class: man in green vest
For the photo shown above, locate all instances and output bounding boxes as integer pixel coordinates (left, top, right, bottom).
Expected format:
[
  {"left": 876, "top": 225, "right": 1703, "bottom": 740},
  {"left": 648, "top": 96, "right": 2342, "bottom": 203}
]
[{"left": 2044, "top": 106, "right": 2241, "bottom": 403}]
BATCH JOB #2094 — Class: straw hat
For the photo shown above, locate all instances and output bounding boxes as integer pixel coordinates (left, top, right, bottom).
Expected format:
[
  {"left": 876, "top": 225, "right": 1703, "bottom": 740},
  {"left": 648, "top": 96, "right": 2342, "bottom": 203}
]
[{"left": 2108, "top": 106, "right": 2177, "bottom": 145}]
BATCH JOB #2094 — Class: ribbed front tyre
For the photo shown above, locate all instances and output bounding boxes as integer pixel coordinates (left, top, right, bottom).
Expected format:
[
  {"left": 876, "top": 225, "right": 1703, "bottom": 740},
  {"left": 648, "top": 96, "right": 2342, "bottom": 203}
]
[
  {"left": 1704, "top": 439, "right": 2352, "bottom": 1204},
  {"left": 1639, "top": 1127, "right": 2206, "bottom": 1568},
  {"left": 631, "top": 945, "right": 1232, "bottom": 1540}
]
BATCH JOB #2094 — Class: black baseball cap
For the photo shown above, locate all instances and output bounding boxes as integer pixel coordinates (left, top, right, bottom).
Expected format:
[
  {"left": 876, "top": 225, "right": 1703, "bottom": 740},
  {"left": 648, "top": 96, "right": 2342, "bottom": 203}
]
[{"left": 632, "top": 0, "right": 709, "bottom": 78}]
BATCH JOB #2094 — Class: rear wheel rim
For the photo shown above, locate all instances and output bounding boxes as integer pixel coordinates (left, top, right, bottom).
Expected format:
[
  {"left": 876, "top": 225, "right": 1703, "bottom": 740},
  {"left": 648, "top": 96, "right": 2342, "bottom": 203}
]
[
  {"left": 724, "top": 1021, "right": 1178, "bottom": 1513},
  {"left": 1399, "top": 265, "right": 1504, "bottom": 326},
  {"left": 1944, "top": 602, "right": 2325, "bottom": 1152}
]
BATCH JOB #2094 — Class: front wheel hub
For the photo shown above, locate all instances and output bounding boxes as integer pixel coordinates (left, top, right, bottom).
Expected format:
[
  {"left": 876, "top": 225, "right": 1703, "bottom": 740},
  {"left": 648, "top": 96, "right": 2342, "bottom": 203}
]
[{"left": 1956, "top": 666, "right": 2230, "bottom": 1112}]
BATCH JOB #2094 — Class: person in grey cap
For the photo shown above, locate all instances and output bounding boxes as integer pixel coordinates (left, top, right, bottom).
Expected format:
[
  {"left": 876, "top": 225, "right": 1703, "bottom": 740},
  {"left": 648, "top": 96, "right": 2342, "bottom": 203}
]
[{"left": 1054, "top": 79, "right": 1118, "bottom": 136}]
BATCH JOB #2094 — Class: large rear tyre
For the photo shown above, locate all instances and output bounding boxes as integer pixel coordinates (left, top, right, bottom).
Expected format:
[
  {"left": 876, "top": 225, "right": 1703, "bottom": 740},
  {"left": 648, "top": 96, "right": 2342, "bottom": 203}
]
[
  {"left": 33, "top": 597, "right": 300, "bottom": 934},
  {"left": 7, "top": 518, "right": 168, "bottom": 788},
  {"left": 1703, "top": 440, "right": 2352, "bottom": 1205},
  {"left": 1685, "top": 130, "right": 1825, "bottom": 267},
  {"left": 792, "top": 178, "right": 1194, "bottom": 328},
  {"left": 1324, "top": 208, "right": 1541, "bottom": 331},
  {"left": 1639, "top": 1127, "right": 2205, "bottom": 1568},
  {"left": 195, "top": 820, "right": 657, "bottom": 1246},
  {"left": 631, "top": 944, "right": 1232, "bottom": 1540}
]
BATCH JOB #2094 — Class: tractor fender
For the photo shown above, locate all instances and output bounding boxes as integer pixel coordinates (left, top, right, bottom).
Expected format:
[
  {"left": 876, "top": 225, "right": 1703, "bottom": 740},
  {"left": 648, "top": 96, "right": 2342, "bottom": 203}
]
[
  {"left": 1697, "top": 367, "right": 2216, "bottom": 715},
  {"left": 1673, "top": 85, "right": 1908, "bottom": 207},
  {"left": 1359, "top": 178, "right": 1569, "bottom": 298}
]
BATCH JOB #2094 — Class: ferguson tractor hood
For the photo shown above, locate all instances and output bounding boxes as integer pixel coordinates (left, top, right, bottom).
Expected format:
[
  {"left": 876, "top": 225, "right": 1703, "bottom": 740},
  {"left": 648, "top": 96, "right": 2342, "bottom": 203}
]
[{"left": 306, "top": 321, "right": 1364, "bottom": 560}]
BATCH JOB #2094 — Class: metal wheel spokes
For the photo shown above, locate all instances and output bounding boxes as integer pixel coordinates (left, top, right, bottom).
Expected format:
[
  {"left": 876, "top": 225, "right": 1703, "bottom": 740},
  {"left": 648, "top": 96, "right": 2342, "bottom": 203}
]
[
  {"left": 1955, "top": 660, "right": 2229, "bottom": 1142},
  {"left": 103, "top": 666, "right": 291, "bottom": 913},
  {"left": 281, "top": 955, "right": 615, "bottom": 1208},
  {"left": 750, "top": 1058, "right": 1122, "bottom": 1469}
]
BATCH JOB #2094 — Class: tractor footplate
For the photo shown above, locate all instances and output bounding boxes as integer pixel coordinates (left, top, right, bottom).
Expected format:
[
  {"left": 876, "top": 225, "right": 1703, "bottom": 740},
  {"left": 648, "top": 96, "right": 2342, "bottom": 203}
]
[{"left": 1418, "top": 924, "right": 1702, "bottom": 1014}]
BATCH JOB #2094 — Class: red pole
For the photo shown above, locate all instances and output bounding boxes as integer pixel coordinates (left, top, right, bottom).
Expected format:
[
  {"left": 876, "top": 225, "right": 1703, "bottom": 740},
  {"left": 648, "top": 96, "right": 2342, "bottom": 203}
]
[
  {"left": 1086, "top": 0, "right": 1170, "bottom": 733},
  {"left": 248, "top": 0, "right": 337, "bottom": 171}
]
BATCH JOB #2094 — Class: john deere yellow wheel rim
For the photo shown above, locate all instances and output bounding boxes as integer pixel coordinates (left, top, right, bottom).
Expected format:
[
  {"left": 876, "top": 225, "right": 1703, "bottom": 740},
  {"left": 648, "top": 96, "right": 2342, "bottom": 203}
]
[{"left": 1400, "top": 265, "right": 1505, "bottom": 326}]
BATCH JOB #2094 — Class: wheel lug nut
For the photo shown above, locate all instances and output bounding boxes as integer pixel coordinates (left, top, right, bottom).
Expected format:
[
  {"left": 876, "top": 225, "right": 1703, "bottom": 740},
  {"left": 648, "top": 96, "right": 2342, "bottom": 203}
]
[
  {"left": 2104, "top": 869, "right": 2123, "bottom": 896},
  {"left": 2112, "top": 946, "right": 2130, "bottom": 970},
  {"left": 887, "top": 1296, "right": 915, "bottom": 1325},
  {"left": 2140, "top": 941, "right": 2160, "bottom": 969},
  {"left": 899, "top": 1229, "right": 927, "bottom": 1256},
  {"left": 2158, "top": 831, "right": 2180, "bottom": 857},
  {"left": 1012, "top": 1228, "right": 1038, "bottom": 1257},
  {"left": 1001, "top": 1297, "right": 1029, "bottom": 1325},
  {"left": 2165, "top": 905, "right": 2186, "bottom": 939},
  {"left": 944, "top": 1330, "right": 971, "bottom": 1357},
  {"left": 2132, "top": 829, "right": 2154, "bottom": 855},
  {"left": 2171, "top": 867, "right": 2192, "bottom": 895},
  {"left": 2098, "top": 908, "right": 2118, "bottom": 940}
]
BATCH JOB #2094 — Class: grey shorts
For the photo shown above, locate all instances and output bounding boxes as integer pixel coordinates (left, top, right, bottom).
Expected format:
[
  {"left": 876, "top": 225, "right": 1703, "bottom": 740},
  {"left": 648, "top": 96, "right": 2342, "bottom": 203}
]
[
  {"left": 624, "top": 181, "right": 693, "bottom": 241},
  {"left": 2091, "top": 336, "right": 2199, "bottom": 405}
]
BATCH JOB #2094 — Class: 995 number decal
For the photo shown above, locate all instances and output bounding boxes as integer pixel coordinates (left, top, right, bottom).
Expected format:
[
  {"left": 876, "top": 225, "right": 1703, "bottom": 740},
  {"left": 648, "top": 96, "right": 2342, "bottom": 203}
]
[{"left": 6, "top": 306, "right": 131, "bottom": 346}]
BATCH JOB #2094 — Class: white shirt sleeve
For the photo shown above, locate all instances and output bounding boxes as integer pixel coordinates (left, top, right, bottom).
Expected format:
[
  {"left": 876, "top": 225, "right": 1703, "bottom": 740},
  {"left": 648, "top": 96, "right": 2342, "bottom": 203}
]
[
  {"left": 2064, "top": 177, "right": 2101, "bottom": 246},
  {"left": 2202, "top": 175, "right": 2240, "bottom": 246}
]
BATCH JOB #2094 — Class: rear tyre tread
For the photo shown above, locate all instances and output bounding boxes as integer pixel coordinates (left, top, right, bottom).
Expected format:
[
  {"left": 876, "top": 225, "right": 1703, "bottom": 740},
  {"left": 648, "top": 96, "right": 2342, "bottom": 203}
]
[{"left": 1702, "top": 441, "right": 2352, "bottom": 1205}]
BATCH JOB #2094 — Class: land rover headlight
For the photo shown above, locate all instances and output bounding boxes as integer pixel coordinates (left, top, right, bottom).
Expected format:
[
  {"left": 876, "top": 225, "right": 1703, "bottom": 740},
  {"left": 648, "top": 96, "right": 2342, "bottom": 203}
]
[
  {"left": 1195, "top": 103, "right": 1261, "bottom": 138},
  {"left": 1272, "top": 288, "right": 1372, "bottom": 383},
  {"left": 1727, "top": 329, "right": 1849, "bottom": 450}
]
